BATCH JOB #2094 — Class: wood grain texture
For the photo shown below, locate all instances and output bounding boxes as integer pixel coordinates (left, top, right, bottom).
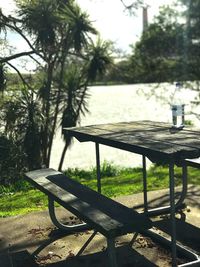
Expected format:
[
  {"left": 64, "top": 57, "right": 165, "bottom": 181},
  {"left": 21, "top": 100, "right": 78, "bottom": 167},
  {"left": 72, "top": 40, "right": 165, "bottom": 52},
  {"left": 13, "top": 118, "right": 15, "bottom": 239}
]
[{"left": 64, "top": 121, "right": 200, "bottom": 163}]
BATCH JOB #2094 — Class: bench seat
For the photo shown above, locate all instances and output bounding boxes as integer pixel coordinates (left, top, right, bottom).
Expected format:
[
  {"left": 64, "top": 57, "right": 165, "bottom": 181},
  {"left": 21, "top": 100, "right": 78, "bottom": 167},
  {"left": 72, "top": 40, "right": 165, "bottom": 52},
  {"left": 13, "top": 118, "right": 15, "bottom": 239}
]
[{"left": 25, "top": 168, "right": 152, "bottom": 238}]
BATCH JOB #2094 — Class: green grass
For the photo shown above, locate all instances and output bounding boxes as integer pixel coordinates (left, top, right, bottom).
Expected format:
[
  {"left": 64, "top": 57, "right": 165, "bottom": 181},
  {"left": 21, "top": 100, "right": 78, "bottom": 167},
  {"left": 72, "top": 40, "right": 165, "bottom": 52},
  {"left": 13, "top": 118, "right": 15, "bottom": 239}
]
[
  {"left": 0, "top": 162, "right": 199, "bottom": 217},
  {"left": 0, "top": 190, "right": 48, "bottom": 217}
]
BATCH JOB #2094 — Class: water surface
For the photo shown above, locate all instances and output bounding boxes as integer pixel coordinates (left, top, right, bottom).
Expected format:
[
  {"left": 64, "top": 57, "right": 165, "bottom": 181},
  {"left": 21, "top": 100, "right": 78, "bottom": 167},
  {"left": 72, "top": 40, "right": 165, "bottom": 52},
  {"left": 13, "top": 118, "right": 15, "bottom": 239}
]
[{"left": 51, "top": 84, "right": 199, "bottom": 170}]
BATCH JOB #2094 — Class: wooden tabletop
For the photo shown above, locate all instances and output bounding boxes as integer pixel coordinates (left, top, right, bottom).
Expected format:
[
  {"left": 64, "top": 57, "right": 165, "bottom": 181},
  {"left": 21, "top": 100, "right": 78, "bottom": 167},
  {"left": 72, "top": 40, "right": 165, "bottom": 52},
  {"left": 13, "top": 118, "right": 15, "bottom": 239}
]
[{"left": 64, "top": 121, "right": 200, "bottom": 164}]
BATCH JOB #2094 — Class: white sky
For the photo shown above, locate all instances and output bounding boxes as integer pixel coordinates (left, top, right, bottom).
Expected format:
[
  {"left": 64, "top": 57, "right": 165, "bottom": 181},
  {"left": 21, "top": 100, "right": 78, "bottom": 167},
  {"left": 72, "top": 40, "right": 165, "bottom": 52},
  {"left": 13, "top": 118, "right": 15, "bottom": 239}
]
[{"left": 0, "top": 0, "right": 175, "bottom": 53}]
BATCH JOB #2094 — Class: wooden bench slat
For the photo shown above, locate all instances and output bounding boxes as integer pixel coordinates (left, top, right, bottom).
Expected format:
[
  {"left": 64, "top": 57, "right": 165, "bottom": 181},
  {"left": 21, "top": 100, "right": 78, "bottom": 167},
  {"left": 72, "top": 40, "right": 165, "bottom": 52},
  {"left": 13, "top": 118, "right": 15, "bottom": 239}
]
[{"left": 25, "top": 168, "right": 152, "bottom": 238}]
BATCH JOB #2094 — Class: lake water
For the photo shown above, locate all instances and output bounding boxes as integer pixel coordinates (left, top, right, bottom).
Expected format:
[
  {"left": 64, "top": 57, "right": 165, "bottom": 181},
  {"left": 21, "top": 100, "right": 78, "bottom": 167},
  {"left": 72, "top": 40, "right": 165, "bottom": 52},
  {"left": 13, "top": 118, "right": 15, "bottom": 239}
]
[{"left": 50, "top": 83, "right": 199, "bottom": 170}]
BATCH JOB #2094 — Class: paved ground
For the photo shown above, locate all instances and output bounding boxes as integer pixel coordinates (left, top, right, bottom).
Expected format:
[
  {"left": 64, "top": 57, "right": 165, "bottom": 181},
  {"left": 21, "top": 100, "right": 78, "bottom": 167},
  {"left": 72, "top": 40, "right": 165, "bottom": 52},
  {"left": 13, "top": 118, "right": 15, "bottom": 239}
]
[{"left": 0, "top": 185, "right": 200, "bottom": 267}]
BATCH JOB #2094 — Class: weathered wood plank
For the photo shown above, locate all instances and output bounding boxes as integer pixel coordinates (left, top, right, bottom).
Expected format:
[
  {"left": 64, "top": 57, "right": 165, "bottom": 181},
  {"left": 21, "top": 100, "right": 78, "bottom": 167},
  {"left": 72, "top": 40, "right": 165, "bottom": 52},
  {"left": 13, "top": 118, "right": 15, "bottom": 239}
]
[
  {"left": 64, "top": 121, "right": 200, "bottom": 163},
  {"left": 25, "top": 168, "right": 152, "bottom": 238}
]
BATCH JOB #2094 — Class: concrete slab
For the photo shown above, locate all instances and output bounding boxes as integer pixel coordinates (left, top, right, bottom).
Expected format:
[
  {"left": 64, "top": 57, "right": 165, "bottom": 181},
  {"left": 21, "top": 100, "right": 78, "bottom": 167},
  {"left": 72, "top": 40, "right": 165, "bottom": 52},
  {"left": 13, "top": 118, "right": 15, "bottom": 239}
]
[{"left": 0, "top": 185, "right": 200, "bottom": 267}]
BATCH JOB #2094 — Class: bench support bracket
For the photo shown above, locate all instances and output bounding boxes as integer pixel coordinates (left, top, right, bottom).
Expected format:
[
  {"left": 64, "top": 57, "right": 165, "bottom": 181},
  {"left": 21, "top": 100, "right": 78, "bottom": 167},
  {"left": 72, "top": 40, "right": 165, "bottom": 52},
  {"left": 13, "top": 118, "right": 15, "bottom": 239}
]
[{"left": 48, "top": 198, "right": 89, "bottom": 232}]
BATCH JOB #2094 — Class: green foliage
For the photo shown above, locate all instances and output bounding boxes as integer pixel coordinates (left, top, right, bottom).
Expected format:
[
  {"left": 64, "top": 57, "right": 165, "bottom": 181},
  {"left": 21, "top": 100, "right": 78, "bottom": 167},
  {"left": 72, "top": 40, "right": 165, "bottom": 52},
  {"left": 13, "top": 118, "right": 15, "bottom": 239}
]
[
  {"left": 61, "top": 2, "right": 97, "bottom": 52},
  {"left": 0, "top": 63, "right": 6, "bottom": 92},
  {"left": 17, "top": 0, "right": 61, "bottom": 49},
  {"left": 0, "top": 135, "right": 26, "bottom": 186},
  {"left": 0, "top": 88, "right": 43, "bottom": 170},
  {"left": 130, "top": 5, "right": 185, "bottom": 83},
  {"left": 86, "top": 38, "right": 113, "bottom": 81},
  {"left": 0, "top": 163, "right": 199, "bottom": 217},
  {"left": 180, "top": 0, "right": 200, "bottom": 80},
  {"left": 127, "top": 1, "right": 200, "bottom": 84},
  {"left": 65, "top": 161, "right": 119, "bottom": 181},
  {"left": 0, "top": 179, "right": 32, "bottom": 194},
  {"left": 0, "top": 0, "right": 112, "bottom": 175}
]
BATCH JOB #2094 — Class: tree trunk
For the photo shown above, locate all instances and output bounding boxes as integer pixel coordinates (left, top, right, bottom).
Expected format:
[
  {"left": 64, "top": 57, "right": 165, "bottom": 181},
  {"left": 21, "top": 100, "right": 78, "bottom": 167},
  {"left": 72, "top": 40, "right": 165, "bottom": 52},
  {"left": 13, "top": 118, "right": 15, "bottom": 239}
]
[
  {"left": 47, "top": 55, "right": 66, "bottom": 165},
  {"left": 58, "top": 142, "right": 68, "bottom": 171},
  {"left": 47, "top": 35, "right": 71, "bottom": 166},
  {"left": 42, "top": 60, "right": 54, "bottom": 167}
]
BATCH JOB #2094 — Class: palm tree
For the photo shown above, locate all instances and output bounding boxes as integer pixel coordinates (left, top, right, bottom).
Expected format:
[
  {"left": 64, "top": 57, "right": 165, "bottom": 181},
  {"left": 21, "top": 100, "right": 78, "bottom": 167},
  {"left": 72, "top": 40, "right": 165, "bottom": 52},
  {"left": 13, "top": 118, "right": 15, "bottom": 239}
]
[
  {"left": 17, "top": 0, "right": 99, "bottom": 168},
  {"left": 86, "top": 38, "right": 113, "bottom": 81},
  {"left": 58, "top": 39, "right": 113, "bottom": 171},
  {"left": 0, "top": 0, "right": 112, "bottom": 172},
  {"left": 57, "top": 63, "right": 88, "bottom": 170},
  {"left": 47, "top": 1, "right": 98, "bottom": 165}
]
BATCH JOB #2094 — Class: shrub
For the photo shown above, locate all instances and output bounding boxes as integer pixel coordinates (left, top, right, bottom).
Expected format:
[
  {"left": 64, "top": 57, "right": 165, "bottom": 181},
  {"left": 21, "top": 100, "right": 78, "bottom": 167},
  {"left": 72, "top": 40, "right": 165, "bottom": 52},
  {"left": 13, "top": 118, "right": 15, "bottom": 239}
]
[{"left": 0, "top": 135, "right": 26, "bottom": 186}]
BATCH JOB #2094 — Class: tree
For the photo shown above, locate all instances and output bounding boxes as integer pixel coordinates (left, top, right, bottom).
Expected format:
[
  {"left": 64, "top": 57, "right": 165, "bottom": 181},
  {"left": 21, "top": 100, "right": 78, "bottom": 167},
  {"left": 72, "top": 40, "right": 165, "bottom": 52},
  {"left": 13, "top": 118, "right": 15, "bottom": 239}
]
[
  {"left": 179, "top": 0, "right": 200, "bottom": 80},
  {"left": 0, "top": 0, "right": 112, "bottom": 175},
  {"left": 58, "top": 38, "right": 113, "bottom": 171},
  {"left": 178, "top": 0, "right": 200, "bottom": 112},
  {"left": 129, "top": 5, "right": 185, "bottom": 83}
]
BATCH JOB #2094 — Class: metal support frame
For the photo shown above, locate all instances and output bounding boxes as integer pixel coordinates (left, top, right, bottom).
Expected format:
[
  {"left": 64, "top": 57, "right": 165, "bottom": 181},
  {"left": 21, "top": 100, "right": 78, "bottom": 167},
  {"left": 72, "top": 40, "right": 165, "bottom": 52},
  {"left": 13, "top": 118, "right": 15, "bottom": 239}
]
[
  {"left": 142, "top": 228, "right": 200, "bottom": 267},
  {"left": 144, "top": 162, "right": 177, "bottom": 266},
  {"left": 142, "top": 160, "right": 188, "bottom": 217},
  {"left": 45, "top": 131, "right": 200, "bottom": 267},
  {"left": 95, "top": 142, "right": 101, "bottom": 193},
  {"left": 142, "top": 156, "right": 148, "bottom": 213},
  {"left": 129, "top": 232, "right": 139, "bottom": 248},
  {"left": 142, "top": 160, "right": 200, "bottom": 267},
  {"left": 107, "top": 238, "right": 118, "bottom": 267},
  {"left": 49, "top": 196, "right": 120, "bottom": 266},
  {"left": 76, "top": 231, "right": 98, "bottom": 256},
  {"left": 169, "top": 161, "right": 177, "bottom": 267},
  {"left": 48, "top": 198, "right": 89, "bottom": 232}
]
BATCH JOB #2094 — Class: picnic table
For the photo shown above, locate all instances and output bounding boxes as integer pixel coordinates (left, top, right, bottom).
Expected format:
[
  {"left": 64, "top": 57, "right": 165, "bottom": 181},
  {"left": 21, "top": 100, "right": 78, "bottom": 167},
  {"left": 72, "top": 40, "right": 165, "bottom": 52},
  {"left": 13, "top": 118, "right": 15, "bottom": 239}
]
[{"left": 64, "top": 120, "right": 200, "bottom": 267}]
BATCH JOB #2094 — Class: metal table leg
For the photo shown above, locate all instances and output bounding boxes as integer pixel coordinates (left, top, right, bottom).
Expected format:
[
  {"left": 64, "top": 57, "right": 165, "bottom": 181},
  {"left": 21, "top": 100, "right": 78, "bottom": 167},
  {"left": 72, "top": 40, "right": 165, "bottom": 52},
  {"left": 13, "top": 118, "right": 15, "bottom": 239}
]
[
  {"left": 142, "top": 155, "right": 148, "bottom": 213},
  {"left": 169, "top": 161, "right": 177, "bottom": 267},
  {"left": 107, "top": 238, "right": 118, "bottom": 267},
  {"left": 143, "top": 161, "right": 188, "bottom": 217},
  {"left": 141, "top": 161, "right": 200, "bottom": 266},
  {"left": 95, "top": 142, "right": 101, "bottom": 193}
]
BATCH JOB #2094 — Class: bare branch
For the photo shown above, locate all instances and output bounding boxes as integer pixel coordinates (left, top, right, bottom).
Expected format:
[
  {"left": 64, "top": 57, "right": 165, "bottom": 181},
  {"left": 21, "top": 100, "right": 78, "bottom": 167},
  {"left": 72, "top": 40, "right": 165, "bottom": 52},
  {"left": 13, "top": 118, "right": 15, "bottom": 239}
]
[
  {"left": 0, "top": 12, "right": 45, "bottom": 60},
  {"left": 0, "top": 50, "right": 36, "bottom": 64},
  {"left": 6, "top": 61, "right": 31, "bottom": 89},
  {"left": 28, "top": 54, "right": 43, "bottom": 67},
  {"left": 120, "top": 0, "right": 144, "bottom": 13}
]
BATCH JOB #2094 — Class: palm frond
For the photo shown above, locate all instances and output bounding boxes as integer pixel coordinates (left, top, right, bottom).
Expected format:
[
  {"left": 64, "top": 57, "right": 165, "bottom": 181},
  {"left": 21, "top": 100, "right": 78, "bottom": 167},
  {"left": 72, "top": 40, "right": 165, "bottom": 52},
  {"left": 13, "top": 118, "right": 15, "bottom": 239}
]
[
  {"left": 60, "top": 2, "right": 97, "bottom": 52},
  {"left": 86, "top": 38, "right": 113, "bottom": 81},
  {"left": 17, "top": 0, "right": 61, "bottom": 49}
]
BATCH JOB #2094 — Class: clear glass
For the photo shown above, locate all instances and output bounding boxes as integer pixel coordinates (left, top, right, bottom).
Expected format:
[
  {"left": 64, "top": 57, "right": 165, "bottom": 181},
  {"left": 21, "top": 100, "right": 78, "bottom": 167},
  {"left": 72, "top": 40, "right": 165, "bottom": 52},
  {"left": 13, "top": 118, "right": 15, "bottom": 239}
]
[{"left": 171, "top": 104, "right": 185, "bottom": 128}]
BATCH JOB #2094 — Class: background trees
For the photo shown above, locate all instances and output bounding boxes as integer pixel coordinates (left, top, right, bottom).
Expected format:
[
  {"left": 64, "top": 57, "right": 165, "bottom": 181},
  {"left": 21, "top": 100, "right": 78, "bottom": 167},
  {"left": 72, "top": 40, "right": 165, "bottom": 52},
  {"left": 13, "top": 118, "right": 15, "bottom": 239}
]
[
  {"left": 128, "top": 0, "right": 200, "bottom": 84},
  {"left": 129, "top": 6, "right": 186, "bottom": 83}
]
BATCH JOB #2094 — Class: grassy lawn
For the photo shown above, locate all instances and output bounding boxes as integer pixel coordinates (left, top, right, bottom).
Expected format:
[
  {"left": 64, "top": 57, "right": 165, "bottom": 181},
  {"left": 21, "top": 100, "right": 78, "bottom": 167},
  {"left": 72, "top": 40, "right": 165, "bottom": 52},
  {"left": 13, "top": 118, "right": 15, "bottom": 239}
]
[{"left": 0, "top": 163, "right": 200, "bottom": 217}]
